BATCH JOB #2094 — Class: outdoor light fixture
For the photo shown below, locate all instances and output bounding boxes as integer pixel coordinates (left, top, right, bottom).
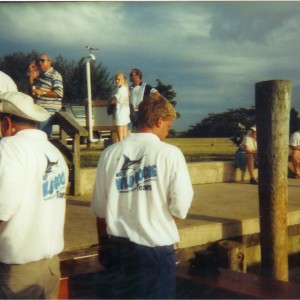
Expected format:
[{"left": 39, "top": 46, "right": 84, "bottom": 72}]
[{"left": 85, "top": 46, "right": 98, "bottom": 143}]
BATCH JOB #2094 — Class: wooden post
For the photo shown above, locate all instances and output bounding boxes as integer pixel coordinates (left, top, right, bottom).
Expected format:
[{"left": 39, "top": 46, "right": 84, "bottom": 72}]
[
  {"left": 255, "top": 80, "right": 292, "bottom": 281},
  {"left": 217, "top": 240, "right": 246, "bottom": 273}
]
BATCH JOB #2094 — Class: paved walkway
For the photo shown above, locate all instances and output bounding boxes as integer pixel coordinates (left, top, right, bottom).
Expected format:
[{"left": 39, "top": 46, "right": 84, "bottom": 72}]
[{"left": 62, "top": 178, "right": 300, "bottom": 260}]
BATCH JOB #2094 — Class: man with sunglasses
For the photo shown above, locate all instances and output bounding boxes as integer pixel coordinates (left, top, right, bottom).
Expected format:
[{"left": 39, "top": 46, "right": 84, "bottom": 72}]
[
  {"left": 30, "top": 54, "right": 63, "bottom": 137},
  {"left": 128, "top": 68, "right": 159, "bottom": 133},
  {"left": 0, "top": 91, "right": 68, "bottom": 299}
]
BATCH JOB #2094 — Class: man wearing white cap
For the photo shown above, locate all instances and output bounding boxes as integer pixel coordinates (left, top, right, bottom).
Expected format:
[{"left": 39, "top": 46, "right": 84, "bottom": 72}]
[
  {"left": 241, "top": 126, "right": 258, "bottom": 184},
  {"left": 0, "top": 91, "right": 68, "bottom": 299}
]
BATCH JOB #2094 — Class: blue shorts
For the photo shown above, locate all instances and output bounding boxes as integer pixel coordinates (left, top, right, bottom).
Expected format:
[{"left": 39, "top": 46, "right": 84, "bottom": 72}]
[{"left": 101, "top": 236, "right": 176, "bottom": 299}]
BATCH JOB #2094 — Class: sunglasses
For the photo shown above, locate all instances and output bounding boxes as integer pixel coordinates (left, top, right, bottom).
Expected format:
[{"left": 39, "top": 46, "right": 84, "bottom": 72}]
[{"left": 38, "top": 59, "right": 49, "bottom": 63}]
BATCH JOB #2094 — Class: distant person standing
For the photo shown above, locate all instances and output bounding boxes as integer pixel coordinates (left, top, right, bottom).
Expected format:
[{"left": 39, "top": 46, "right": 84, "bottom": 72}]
[
  {"left": 0, "top": 71, "right": 18, "bottom": 93},
  {"left": 29, "top": 54, "right": 63, "bottom": 137},
  {"left": 235, "top": 126, "right": 258, "bottom": 184},
  {"left": 289, "top": 124, "right": 300, "bottom": 178},
  {"left": 0, "top": 91, "right": 68, "bottom": 299},
  {"left": 128, "top": 68, "right": 159, "bottom": 132},
  {"left": 91, "top": 94, "right": 193, "bottom": 299},
  {"left": 110, "top": 72, "right": 130, "bottom": 141}
]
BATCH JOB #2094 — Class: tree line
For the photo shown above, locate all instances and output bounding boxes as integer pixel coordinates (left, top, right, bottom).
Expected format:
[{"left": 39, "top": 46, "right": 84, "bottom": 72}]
[
  {"left": 0, "top": 51, "right": 177, "bottom": 106},
  {"left": 183, "top": 106, "right": 300, "bottom": 138},
  {"left": 1, "top": 51, "right": 299, "bottom": 138}
]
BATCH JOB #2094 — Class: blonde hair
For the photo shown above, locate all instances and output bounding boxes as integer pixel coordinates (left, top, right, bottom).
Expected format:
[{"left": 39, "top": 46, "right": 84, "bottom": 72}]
[
  {"left": 114, "top": 72, "right": 128, "bottom": 87},
  {"left": 138, "top": 93, "right": 177, "bottom": 128}
]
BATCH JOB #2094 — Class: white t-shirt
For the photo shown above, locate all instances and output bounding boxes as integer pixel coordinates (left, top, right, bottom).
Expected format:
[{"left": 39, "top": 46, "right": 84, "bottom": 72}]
[
  {"left": 0, "top": 129, "right": 69, "bottom": 264},
  {"left": 114, "top": 85, "right": 130, "bottom": 126},
  {"left": 91, "top": 133, "right": 194, "bottom": 247},
  {"left": 129, "top": 82, "right": 157, "bottom": 110},
  {"left": 0, "top": 71, "right": 18, "bottom": 93},
  {"left": 242, "top": 135, "right": 257, "bottom": 152}
]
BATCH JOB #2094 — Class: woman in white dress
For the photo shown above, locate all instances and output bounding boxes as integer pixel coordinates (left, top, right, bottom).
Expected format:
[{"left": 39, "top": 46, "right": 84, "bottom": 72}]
[{"left": 110, "top": 72, "right": 130, "bottom": 141}]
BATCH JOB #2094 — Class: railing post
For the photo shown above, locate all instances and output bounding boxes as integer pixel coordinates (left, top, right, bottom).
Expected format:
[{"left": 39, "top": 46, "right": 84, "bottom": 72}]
[
  {"left": 72, "top": 133, "right": 81, "bottom": 196},
  {"left": 255, "top": 79, "right": 292, "bottom": 281}
]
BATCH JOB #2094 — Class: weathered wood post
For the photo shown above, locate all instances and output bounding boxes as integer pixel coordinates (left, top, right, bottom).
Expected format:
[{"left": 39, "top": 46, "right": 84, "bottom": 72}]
[{"left": 255, "top": 80, "right": 292, "bottom": 281}]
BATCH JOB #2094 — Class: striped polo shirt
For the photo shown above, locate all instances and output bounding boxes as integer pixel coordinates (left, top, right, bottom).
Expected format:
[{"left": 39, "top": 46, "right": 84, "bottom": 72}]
[{"left": 33, "top": 67, "right": 63, "bottom": 114}]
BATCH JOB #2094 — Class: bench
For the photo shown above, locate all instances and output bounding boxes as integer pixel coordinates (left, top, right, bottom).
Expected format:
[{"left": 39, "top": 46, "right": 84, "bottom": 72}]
[
  {"left": 176, "top": 261, "right": 300, "bottom": 299},
  {"left": 58, "top": 253, "right": 300, "bottom": 299},
  {"left": 58, "top": 254, "right": 104, "bottom": 299}
]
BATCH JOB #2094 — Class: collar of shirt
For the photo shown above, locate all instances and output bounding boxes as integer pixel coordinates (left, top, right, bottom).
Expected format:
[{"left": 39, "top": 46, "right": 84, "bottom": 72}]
[
  {"left": 130, "top": 81, "right": 144, "bottom": 89},
  {"left": 127, "top": 132, "right": 160, "bottom": 142}
]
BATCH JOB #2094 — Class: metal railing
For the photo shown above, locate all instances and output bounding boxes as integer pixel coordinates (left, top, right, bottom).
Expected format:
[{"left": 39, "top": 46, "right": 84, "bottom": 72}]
[
  {"left": 51, "top": 111, "right": 89, "bottom": 196},
  {"left": 50, "top": 101, "right": 116, "bottom": 196}
]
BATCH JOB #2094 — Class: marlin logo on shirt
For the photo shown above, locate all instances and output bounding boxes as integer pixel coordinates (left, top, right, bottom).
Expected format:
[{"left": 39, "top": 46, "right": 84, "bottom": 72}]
[
  {"left": 117, "top": 154, "right": 144, "bottom": 176},
  {"left": 43, "top": 155, "right": 66, "bottom": 200},
  {"left": 45, "top": 156, "right": 58, "bottom": 173},
  {"left": 115, "top": 154, "right": 157, "bottom": 192}
]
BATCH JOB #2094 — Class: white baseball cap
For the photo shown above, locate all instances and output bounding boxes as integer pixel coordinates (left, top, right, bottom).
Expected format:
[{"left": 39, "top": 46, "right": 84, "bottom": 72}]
[{"left": 0, "top": 91, "right": 50, "bottom": 122}]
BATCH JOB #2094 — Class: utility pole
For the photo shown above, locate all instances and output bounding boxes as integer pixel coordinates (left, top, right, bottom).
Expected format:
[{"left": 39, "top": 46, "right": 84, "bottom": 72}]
[{"left": 255, "top": 80, "right": 292, "bottom": 281}]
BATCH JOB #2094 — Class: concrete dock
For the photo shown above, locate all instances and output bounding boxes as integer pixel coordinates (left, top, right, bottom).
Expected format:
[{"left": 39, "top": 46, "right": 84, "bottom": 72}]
[
  {"left": 57, "top": 161, "right": 300, "bottom": 299},
  {"left": 62, "top": 175, "right": 300, "bottom": 269}
]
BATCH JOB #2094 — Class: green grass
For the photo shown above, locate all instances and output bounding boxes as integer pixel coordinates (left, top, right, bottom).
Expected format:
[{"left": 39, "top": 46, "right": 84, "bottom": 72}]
[
  {"left": 80, "top": 137, "right": 237, "bottom": 168},
  {"left": 165, "top": 138, "right": 237, "bottom": 162}
]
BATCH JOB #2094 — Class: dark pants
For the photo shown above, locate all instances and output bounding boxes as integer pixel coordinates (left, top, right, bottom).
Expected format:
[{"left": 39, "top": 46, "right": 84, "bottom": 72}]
[
  {"left": 100, "top": 236, "right": 176, "bottom": 299},
  {"left": 128, "top": 111, "right": 139, "bottom": 132}
]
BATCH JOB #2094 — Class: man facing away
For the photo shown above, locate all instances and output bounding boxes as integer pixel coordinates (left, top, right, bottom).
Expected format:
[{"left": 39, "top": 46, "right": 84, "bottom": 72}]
[
  {"left": 0, "top": 91, "right": 69, "bottom": 299},
  {"left": 91, "top": 94, "right": 194, "bottom": 299},
  {"left": 29, "top": 54, "right": 64, "bottom": 137}
]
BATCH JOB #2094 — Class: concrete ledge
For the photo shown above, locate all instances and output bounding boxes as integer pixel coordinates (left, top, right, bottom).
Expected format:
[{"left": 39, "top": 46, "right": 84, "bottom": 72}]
[
  {"left": 77, "top": 161, "right": 256, "bottom": 196},
  {"left": 187, "top": 161, "right": 255, "bottom": 185},
  {"left": 177, "top": 217, "right": 261, "bottom": 250}
]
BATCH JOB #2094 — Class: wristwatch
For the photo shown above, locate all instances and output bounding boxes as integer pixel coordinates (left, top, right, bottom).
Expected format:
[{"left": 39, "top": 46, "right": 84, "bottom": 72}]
[{"left": 43, "top": 91, "right": 46, "bottom": 96}]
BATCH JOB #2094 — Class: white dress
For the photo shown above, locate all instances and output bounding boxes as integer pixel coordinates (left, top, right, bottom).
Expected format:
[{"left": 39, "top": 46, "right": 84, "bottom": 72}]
[{"left": 114, "top": 85, "right": 130, "bottom": 126}]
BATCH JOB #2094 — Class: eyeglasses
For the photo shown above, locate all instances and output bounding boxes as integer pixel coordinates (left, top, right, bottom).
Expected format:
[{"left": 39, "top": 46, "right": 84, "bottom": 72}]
[{"left": 38, "top": 59, "right": 49, "bottom": 63}]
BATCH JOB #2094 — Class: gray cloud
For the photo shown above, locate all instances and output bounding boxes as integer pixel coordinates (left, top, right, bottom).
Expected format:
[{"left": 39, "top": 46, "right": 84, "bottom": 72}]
[{"left": 1, "top": 1, "right": 300, "bottom": 131}]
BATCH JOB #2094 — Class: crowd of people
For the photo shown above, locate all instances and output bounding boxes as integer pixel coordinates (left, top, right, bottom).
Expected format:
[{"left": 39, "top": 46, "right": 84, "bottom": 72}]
[
  {"left": 1, "top": 53, "right": 300, "bottom": 299},
  {"left": 0, "top": 55, "right": 194, "bottom": 299},
  {"left": 234, "top": 123, "right": 300, "bottom": 184}
]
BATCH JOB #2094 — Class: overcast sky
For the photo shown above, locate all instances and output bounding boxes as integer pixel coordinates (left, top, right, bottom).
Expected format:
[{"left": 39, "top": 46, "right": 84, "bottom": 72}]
[{"left": 1, "top": 1, "right": 300, "bottom": 131}]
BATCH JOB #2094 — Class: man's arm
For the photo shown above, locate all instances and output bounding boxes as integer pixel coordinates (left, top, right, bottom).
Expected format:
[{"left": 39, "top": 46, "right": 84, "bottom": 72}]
[
  {"left": 96, "top": 217, "right": 109, "bottom": 245},
  {"left": 32, "top": 87, "right": 61, "bottom": 98},
  {"left": 169, "top": 150, "right": 194, "bottom": 219},
  {"left": 96, "top": 217, "right": 109, "bottom": 264}
]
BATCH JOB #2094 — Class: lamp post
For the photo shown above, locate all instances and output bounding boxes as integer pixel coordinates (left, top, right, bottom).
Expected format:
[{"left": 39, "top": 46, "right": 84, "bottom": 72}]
[{"left": 85, "top": 46, "right": 98, "bottom": 143}]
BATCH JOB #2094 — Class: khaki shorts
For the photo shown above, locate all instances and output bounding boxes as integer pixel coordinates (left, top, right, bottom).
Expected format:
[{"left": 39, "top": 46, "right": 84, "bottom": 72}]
[{"left": 0, "top": 255, "right": 60, "bottom": 299}]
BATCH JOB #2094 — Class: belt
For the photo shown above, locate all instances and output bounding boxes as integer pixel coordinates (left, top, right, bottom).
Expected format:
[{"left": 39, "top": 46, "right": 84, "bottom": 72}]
[{"left": 109, "top": 236, "right": 130, "bottom": 244}]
